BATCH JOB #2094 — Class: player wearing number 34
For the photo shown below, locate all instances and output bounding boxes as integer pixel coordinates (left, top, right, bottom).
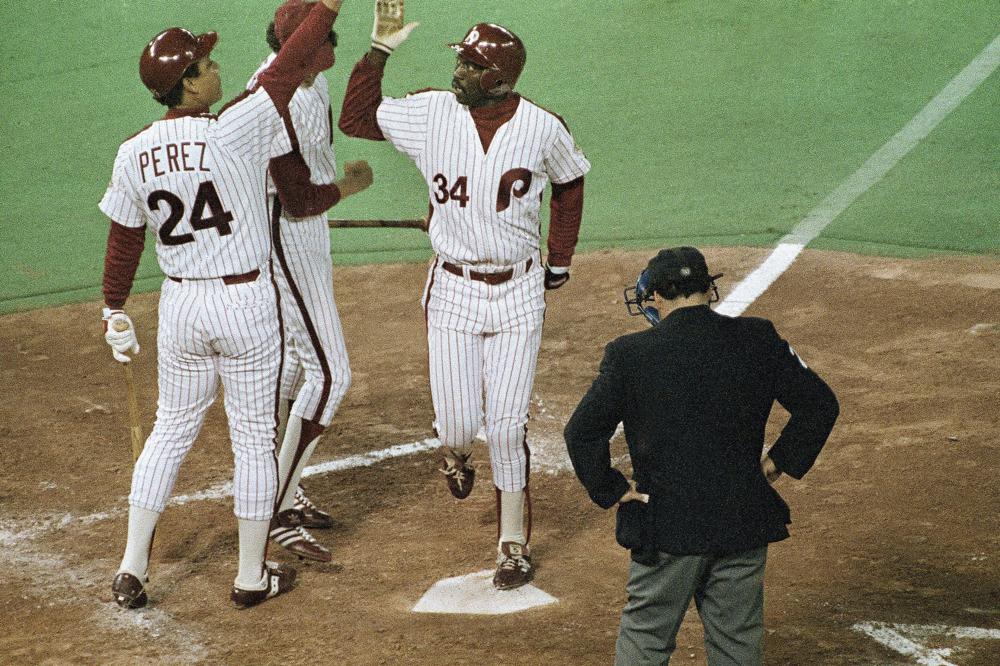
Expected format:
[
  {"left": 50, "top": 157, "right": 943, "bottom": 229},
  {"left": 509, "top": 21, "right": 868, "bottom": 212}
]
[
  {"left": 99, "top": 0, "right": 345, "bottom": 610},
  {"left": 340, "top": 1, "right": 590, "bottom": 589}
]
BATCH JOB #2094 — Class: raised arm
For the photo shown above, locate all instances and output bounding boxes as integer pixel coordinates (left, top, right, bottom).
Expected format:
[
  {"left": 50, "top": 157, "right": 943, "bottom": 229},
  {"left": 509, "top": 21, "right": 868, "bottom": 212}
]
[
  {"left": 339, "top": 0, "right": 418, "bottom": 139},
  {"left": 257, "top": 0, "right": 344, "bottom": 112}
]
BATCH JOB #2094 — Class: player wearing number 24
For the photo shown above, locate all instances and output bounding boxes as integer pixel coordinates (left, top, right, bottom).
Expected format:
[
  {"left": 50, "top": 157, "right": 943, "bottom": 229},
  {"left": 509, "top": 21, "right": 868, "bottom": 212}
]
[
  {"left": 99, "top": 0, "right": 347, "bottom": 610},
  {"left": 339, "top": 0, "right": 591, "bottom": 589}
]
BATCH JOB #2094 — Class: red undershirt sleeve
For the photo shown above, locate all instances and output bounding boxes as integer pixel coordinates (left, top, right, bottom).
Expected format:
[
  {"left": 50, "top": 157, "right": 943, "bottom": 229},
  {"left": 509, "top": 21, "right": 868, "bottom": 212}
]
[
  {"left": 270, "top": 151, "right": 342, "bottom": 217},
  {"left": 547, "top": 176, "right": 585, "bottom": 268},
  {"left": 338, "top": 54, "right": 386, "bottom": 140},
  {"left": 102, "top": 222, "right": 146, "bottom": 309}
]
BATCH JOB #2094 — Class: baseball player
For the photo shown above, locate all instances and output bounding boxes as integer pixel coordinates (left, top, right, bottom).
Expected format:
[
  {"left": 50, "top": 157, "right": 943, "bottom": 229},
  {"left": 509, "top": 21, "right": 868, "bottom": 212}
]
[
  {"left": 100, "top": 0, "right": 345, "bottom": 610},
  {"left": 246, "top": 1, "right": 373, "bottom": 563},
  {"left": 339, "top": 1, "right": 590, "bottom": 589}
]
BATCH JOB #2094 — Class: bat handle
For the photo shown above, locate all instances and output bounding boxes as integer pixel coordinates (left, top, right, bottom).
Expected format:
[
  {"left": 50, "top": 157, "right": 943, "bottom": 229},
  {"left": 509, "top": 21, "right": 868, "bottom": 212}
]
[{"left": 121, "top": 363, "right": 144, "bottom": 462}]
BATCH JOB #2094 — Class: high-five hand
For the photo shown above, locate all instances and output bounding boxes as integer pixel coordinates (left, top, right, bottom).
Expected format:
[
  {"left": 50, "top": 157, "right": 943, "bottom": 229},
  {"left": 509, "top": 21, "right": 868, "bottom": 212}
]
[{"left": 371, "top": 0, "right": 419, "bottom": 54}]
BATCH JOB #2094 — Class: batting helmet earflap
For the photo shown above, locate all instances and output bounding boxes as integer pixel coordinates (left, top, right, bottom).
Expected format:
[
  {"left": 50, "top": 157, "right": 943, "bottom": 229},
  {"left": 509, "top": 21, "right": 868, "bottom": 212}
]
[
  {"left": 449, "top": 23, "right": 526, "bottom": 93},
  {"left": 139, "top": 28, "right": 218, "bottom": 99}
]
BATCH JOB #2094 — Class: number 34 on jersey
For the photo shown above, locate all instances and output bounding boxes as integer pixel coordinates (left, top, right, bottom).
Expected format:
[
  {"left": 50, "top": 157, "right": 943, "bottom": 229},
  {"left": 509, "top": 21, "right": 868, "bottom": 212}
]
[{"left": 432, "top": 168, "right": 533, "bottom": 213}]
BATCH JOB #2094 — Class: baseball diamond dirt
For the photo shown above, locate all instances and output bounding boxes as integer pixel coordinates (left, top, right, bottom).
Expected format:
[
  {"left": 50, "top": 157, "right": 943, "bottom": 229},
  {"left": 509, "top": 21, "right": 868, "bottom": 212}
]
[{"left": 1, "top": 248, "right": 998, "bottom": 665}]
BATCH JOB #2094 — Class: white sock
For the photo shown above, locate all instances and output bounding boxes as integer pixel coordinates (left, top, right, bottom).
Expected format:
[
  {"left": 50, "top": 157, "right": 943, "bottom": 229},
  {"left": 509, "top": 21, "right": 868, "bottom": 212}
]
[
  {"left": 498, "top": 489, "right": 526, "bottom": 545},
  {"left": 279, "top": 438, "right": 320, "bottom": 513},
  {"left": 234, "top": 518, "right": 270, "bottom": 590},
  {"left": 275, "top": 399, "right": 292, "bottom": 444},
  {"left": 118, "top": 505, "right": 160, "bottom": 578},
  {"left": 274, "top": 414, "right": 303, "bottom": 511}
]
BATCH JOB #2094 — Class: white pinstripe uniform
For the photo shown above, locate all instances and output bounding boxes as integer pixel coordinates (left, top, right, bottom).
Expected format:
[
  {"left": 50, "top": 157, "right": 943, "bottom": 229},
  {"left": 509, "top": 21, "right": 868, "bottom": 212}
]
[
  {"left": 99, "top": 90, "right": 293, "bottom": 521},
  {"left": 376, "top": 91, "right": 591, "bottom": 492},
  {"left": 248, "top": 55, "right": 351, "bottom": 428}
]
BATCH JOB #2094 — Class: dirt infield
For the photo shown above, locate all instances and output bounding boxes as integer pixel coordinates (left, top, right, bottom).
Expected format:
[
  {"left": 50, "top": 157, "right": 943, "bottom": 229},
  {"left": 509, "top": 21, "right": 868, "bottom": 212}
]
[{"left": 2, "top": 248, "right": 998, "bottom": 665}]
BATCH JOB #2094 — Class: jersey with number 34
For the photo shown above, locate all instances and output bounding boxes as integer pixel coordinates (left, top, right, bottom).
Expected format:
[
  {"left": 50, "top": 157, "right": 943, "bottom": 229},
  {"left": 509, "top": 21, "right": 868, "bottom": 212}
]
[
  {"left": 377, "top": 92, "right": 591, "bottom": 269},
  {"left": 99, "top": 90, "right": 292, "bottom": 279}
]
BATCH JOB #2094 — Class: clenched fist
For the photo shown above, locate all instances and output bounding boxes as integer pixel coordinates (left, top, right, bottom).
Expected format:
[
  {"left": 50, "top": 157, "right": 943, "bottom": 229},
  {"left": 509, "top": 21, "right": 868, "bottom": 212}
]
[{"left": 337, "top": 160, "right": 374, "bottom": 197}]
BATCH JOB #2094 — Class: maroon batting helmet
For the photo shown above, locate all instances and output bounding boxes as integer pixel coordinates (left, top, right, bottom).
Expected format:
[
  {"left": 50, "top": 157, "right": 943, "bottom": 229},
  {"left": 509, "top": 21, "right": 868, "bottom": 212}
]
[
  {"left": 449, "top": 24, "right": 526, "bottom": 93},
  {"left": 272, "top": 0, "right": 334, "bottom": 72},
  {"left": 139, "top": 28, "right": 218, "bottom": 99}
]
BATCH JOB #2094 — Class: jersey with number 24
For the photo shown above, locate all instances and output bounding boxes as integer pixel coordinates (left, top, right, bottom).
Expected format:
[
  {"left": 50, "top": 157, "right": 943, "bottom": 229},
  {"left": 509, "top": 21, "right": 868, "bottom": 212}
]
[{"left": 99, "top": 90, "right": 292, "bottom": 279}]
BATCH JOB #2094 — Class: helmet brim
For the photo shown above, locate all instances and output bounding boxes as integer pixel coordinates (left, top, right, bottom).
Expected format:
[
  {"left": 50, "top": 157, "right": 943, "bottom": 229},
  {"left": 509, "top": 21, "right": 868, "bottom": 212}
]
[
  {"left": 448, "top": 43, "right": 499, "bottom": 71},
  {"left": 196, "top": 32, "right": 218, "bottom": 59}
]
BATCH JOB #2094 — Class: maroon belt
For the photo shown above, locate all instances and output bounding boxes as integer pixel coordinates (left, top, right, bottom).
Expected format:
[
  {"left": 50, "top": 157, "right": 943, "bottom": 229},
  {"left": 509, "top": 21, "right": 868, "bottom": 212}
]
[
  {"left": 168, "top": 269, "right": 260, "bottom": 285},
  {"left": 441, "top": 258, "right": 533, "bottom": 286}
]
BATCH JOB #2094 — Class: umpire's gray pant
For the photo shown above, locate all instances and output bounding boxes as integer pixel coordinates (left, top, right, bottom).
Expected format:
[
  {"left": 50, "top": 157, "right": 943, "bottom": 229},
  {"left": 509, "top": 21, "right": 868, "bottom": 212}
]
[{"left": 614, "top": 546, "right": 767, "bottom": 666}]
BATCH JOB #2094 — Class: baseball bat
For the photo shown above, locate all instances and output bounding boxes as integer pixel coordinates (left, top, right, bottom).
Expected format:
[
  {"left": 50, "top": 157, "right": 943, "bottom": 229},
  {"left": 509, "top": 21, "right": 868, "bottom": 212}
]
[
  {"left": 327, "top": 218, "right": 426, "bottom": 229},
  {"left": 112, "top": 319, "right": 144, "bottom": 463}
]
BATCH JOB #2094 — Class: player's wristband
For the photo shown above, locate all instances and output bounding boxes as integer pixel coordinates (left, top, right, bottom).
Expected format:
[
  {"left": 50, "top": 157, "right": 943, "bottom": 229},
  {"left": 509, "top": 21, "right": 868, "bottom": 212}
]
[
  {"left": 545, "top": 264, "right": 569, "bottom": 275},
  {"left": 371, "top": 40, "right": 393, "bottom": 54}
]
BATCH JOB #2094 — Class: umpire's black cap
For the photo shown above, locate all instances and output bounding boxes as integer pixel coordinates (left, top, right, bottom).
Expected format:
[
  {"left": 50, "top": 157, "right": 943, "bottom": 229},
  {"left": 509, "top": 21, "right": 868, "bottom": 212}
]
[{"left": 645, "top": 247, "right": 723, "bottom": 296}]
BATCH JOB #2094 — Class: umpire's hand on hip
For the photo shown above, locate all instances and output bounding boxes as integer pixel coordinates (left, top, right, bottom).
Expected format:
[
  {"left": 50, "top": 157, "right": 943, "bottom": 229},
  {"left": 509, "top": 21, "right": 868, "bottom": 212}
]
[
  {"left": 102, "top": 308, "right": 140, "bottom": 363},
  {"left": 619, "top": 479, "right": 650, "bottom": 505}
]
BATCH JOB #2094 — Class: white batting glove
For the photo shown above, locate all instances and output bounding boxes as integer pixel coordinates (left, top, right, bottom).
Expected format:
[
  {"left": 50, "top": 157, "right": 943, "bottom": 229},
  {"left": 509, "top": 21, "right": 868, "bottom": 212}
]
[
  {"left": 103, "top": 308, "right": 140, "bottom": 363},
  {"left": 371, "top": 0, "right": 419, "bottom": 54}
]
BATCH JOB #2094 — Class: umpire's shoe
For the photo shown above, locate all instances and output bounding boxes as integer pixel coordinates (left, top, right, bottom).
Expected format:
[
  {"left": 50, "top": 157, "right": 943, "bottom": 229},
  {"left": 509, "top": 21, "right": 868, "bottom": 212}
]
[
  {"left": 493, "top": 542, "right": 534, "bottom": 590},
  {"left": 293, "top": 486, "right": 335, "bottom": 529},
  {"left": 111, "top": 572, "right": 148, "bottom": 609},
  {"left": 439, "top": 452, "right": 475, "bottom": 499},
  {"left": 231, "top": 562, "right": 297, "bottom": 609},
  {"left": 270, "top": 520, "right": 333, "bottom": 562}
]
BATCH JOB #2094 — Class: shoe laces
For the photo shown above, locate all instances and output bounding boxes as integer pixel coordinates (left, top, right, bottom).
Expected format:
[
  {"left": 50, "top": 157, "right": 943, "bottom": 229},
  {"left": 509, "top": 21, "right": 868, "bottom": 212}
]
[
  {"left": 294, "top": 488, "right": 317, "bottom": 511},
  {"left": 439, "top": 457, "right": 471, "bottom": 486},
  {"left": 295, "top": 527, "right": 319, "bottom": 545},
  {"left": 497, "top": 548, "right": 530, "bottom": 573}
]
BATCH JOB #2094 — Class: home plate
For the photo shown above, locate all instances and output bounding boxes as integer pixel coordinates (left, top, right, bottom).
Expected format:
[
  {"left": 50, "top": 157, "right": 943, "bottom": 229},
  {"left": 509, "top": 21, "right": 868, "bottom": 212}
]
[{"left": 412, "top": 570, "right": 558, "bottom": 614}]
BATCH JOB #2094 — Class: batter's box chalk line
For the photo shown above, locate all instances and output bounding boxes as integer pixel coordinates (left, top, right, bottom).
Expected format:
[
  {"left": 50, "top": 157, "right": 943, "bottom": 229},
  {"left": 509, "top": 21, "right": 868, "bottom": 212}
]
[
  {"left": 412, "top": 570, "right": 557, "bottom": 615},
  {"left": 852, "top": 621, "right": 1000, "bottom": 666}
]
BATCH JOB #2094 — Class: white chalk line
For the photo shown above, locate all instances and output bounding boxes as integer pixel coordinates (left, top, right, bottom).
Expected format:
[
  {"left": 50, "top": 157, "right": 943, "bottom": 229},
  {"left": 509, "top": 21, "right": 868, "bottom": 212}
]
[
  {"left": 0, "top": 439, "right": 448, "bottom": 661},
  {"left": 852, "top": 622, "right": 1000, "bottom": 666},
  {"left": 4, "top": 532, "right": 209, "bottom": 663},
  {"left": 716, "top": 31, "right": 1000, "bottom": 317}
]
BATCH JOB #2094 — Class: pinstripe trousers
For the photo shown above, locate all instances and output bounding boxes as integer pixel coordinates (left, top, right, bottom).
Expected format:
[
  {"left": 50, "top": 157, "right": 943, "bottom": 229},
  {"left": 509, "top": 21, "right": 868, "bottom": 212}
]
[
  {"left": 128, "top": 276, "right": 280, "bottom": 521},
  {"left": 423, "top": 258, "right": 544, "bottom": 492}
]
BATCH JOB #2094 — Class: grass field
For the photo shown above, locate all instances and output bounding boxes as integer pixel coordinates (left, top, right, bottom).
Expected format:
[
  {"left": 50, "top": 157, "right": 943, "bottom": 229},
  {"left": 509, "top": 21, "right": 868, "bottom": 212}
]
[{"left": 1, "top": 1, "right": 997, "bottom": 313}]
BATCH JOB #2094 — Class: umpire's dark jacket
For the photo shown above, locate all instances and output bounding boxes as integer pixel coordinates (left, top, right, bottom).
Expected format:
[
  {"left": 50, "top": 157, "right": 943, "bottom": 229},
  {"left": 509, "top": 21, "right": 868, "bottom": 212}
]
[{"left": 564, "top": 304, "right": 839, "bottom": 555}]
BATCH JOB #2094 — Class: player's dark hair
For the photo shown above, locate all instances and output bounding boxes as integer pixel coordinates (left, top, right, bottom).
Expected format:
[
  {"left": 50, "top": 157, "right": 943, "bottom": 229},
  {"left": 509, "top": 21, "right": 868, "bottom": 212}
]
[
  {"left": 654, "top": 278, "right": 711, "bottom": 300},
  {"left": 266, "top": 21, "right": 282, "bottom": 53},
  {"left": 158, "top": 60, "right": 203, "bottom": 108}
]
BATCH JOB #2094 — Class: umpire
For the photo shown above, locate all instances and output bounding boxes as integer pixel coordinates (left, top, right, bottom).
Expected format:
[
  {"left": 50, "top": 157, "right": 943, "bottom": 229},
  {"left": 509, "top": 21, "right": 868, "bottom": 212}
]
[{"left": 564, "top": 247, "right": 839, "bottom": 665}]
